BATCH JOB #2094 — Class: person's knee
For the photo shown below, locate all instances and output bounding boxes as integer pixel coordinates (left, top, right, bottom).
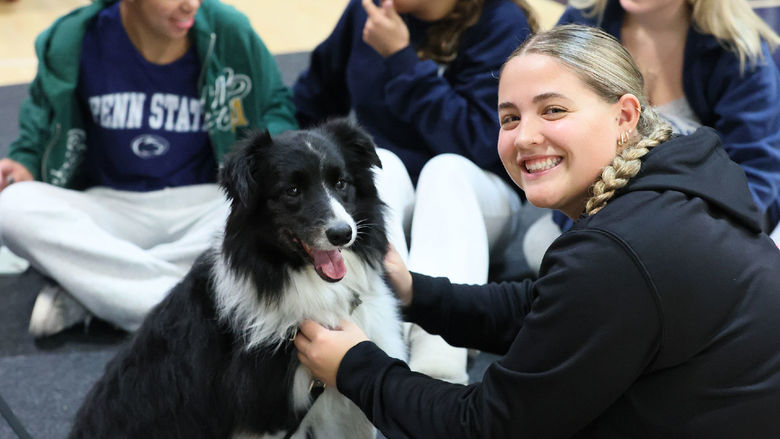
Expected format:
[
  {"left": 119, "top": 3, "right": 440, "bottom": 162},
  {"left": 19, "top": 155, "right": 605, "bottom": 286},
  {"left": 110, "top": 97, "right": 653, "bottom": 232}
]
[
  {"left": 376, "top": 148, "right": 406, "bottom": 176},
  {"left": 375, "top": 149, "right": 414, "bottom": 206},
  {"left": 417, "top": 154, "right": 478, "bottom": 194},
  {"left": 0, "top": 183, "right": 34, "bottom": 234},
  {"left": 376, "top": 150, "right": 412, "bottom": 188},
  {"left": 0, "top": 182, "right": 52, "bottom": 242}
]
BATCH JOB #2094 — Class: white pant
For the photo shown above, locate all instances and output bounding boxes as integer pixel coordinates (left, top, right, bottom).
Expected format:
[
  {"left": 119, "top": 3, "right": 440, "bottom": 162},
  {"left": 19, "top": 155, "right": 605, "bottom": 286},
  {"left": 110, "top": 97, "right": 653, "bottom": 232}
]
[
  {"left": 0, "top": 182, "right": 229, "bottom": 331},
  {"left": 522, "top": 212, "right": 563, "bottom": 275},
  {"left": 376, "top": 150, "right": 523, "bottom": 284},
  {"left": 375, "top": 150, "right": 522, "bottom": 383}
]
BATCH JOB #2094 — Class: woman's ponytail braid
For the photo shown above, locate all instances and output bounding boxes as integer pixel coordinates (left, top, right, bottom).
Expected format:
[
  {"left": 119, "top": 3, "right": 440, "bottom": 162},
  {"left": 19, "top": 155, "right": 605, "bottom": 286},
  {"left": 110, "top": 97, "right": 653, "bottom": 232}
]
[{"left": 586, "top": 115, "right": 672, "bottom": 215}]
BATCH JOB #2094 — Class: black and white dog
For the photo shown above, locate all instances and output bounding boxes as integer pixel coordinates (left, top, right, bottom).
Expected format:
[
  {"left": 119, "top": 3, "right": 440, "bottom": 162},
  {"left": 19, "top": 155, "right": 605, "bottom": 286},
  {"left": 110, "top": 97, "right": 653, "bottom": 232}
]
[{"left": 69, "top": 119, "right": 406, "bottom": 438}]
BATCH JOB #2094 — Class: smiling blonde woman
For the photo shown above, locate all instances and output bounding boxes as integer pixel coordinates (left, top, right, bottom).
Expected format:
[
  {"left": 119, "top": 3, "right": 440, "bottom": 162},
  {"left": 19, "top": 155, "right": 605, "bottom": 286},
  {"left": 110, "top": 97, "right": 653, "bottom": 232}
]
[{"left": 294, "top": 25, "right": 780, "bottom": 438}]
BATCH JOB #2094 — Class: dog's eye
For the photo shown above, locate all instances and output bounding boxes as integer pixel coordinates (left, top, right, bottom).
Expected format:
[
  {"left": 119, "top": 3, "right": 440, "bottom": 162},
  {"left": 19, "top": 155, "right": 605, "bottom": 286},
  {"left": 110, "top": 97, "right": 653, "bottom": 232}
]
[
  {"left": 335, "top": 179, "right": 348, "bottom": 190},
  {"left": 286, "top": 186, "right": 300, "bottom": 197}
]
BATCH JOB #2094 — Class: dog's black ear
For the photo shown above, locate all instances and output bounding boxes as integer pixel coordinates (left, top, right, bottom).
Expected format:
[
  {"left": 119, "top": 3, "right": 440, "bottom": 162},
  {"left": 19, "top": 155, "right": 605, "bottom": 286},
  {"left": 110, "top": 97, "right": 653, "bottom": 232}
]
[
  {"left": 220, "top": 130, "right": 272, "bottom": 206},
  {"left": 320, "top": 118, "right": 382, "bottom": 169}
]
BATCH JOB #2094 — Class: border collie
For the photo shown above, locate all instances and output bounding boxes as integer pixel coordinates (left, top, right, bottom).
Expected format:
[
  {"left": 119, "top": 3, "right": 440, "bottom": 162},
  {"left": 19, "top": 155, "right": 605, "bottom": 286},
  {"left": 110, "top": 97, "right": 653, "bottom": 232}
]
[{"left": 69, "top": 118, "right": 406, "bottom": 438}]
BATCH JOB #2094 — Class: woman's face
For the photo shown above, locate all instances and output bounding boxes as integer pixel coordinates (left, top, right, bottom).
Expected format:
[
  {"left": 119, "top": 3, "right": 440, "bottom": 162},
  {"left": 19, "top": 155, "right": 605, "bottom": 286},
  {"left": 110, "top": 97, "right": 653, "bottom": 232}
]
[
  {"left": 497, "top": 54, "right": 623, "bottom": 219},
  {"left": 391, "top": 0, "right": 456, "bottom": 21},
  {"left": 128, "top": 0, "right": 202, "bottom": 42},
  {"left": 619, "top": 0, "right": 689, "bottom": 17}
]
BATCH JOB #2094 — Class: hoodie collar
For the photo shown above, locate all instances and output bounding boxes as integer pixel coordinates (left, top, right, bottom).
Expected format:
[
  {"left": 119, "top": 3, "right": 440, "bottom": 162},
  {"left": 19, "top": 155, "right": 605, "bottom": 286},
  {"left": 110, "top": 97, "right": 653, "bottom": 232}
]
[{"left": 621, "top": 127, "right": 762, "bottom": 232}]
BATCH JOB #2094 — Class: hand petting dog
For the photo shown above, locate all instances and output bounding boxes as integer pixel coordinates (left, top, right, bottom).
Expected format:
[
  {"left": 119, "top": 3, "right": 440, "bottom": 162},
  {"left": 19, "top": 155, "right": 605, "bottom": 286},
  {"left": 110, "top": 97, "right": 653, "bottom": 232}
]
[
  {"left": 295, "top": 319, "right": 369, "bottom": 388},
  {"left": 296, "top": 243, "right": 414, "bottom": 389},
  {"left": 362, "top": 0, "right": 409, "bottom": 57}
]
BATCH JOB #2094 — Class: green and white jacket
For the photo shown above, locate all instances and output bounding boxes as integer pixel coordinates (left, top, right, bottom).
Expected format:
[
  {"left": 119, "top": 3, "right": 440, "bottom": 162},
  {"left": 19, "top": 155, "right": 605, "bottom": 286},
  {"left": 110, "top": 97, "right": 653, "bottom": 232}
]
[{"left": 9, "top": 0, "right": 297, "bottom": 188}]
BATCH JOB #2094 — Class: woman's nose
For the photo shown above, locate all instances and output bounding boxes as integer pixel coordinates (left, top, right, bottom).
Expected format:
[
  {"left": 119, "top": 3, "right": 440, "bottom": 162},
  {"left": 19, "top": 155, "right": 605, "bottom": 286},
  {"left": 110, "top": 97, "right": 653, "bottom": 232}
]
[
  {"left": 514, "top": 119, "right": 542, "bottom": 149},
  {"left": 180, "top": 0, "right": 201, "bottom": 13}
]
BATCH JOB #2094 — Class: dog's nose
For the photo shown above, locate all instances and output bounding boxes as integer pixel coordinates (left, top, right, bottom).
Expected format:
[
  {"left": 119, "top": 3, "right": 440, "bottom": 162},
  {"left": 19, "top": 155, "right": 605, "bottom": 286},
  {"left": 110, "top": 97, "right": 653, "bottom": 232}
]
[{"left": 326, "top": 222, "right": 353, "bottom": 246}]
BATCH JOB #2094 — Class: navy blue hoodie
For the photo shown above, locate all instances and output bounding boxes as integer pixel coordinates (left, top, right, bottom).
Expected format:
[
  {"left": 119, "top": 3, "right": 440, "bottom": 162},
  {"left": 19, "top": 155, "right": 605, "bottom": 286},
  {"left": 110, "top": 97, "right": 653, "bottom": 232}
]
[
  {"left": 557, "top": 0, "right": 780, "bottom": 229},
  {"left": 338, "top": 128, "right": 780, "bottom": 438},
  {"left": 292, "top": 0, "right": 532, "bottom": 187}
]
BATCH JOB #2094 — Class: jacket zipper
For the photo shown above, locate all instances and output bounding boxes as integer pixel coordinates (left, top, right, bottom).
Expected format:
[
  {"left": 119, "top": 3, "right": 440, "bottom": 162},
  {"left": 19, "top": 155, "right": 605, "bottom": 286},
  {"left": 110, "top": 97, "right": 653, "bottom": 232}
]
[
  {"left": 197, "top": 32, "right": 216, "bottom": 89},
  {"left": 197, "top": 32, "right": 219, "bottom": 164},
  {"left": 40, "top": 123, "right": 61, "bottom": 184}
]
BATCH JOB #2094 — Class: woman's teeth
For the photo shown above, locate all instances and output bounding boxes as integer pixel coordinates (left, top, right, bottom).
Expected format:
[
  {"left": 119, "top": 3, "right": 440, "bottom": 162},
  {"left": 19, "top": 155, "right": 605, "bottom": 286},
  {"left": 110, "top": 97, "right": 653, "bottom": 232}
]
[{"left": 525, "top": 157, "right": 562, "bottom": 173}]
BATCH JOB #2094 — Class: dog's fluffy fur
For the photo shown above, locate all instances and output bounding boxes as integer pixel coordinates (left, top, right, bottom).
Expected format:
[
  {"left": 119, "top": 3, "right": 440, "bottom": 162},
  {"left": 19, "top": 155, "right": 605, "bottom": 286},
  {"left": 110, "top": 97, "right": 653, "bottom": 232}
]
[{"left": 69, "top": 119, "right": 406, "bottom": 438}]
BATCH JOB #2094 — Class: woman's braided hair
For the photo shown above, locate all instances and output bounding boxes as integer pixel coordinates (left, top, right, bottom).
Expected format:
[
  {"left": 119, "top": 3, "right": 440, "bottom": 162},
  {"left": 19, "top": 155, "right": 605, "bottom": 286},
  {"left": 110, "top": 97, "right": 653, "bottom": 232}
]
[
  {"left": 504, "top": 24, "right": 673, "bottom": 216},
  {"left": 585, "top": 114, "right": 671, "bottom": 215},
  {"left": 418, "top": 0, "right": 539, "bottom": 63}
]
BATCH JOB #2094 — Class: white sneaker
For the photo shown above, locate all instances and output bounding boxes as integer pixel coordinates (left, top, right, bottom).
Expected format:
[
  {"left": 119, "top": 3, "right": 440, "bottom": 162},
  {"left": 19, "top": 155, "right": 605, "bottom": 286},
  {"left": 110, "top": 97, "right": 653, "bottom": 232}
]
[
  {"left": 28, "top": 284, "right": 90, "bottom": 337},
  {"left": 0, "top": 245, "right": 29, "bottom": 275}
]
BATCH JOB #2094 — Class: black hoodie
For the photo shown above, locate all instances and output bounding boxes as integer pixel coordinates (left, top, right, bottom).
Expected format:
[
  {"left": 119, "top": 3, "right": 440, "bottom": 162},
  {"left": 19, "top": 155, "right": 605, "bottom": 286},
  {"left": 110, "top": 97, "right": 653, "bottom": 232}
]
[{"left": 337, "top": 127, "right": 780, "bottom": 438}]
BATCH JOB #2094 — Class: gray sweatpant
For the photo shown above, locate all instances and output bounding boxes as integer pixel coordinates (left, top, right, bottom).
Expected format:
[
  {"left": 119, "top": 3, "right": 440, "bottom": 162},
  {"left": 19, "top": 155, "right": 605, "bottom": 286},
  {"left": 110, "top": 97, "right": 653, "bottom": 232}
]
[{"left": 0, "top": 181, "right": 228, "bottom": 331}]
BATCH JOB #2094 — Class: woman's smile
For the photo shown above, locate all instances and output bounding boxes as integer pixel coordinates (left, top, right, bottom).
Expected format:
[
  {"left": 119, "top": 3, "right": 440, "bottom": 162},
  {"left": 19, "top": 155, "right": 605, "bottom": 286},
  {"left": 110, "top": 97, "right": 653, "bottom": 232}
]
[{"left": 523, "top": 156, "right": 563, "bottom": 174}]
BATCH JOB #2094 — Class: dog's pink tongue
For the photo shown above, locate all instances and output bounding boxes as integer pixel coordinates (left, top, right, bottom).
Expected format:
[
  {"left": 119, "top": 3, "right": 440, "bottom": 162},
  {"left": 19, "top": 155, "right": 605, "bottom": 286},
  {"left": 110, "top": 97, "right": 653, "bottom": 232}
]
[{"left": 312, "top": 249, "right": 346, "bottom": 282}]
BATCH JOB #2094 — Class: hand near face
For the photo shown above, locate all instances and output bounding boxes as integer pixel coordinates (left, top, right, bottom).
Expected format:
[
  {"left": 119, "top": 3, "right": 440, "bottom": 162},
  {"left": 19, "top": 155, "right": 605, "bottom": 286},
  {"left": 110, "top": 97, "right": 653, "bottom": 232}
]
[
  {"left": 362, "top": 0, "right": 410, "bottom": 57},
  {"left": 0, "top": 159, "right": 33, "bottom": 192},
  {"left": 295, "top": 319, "right": 369, "bottom": 388}
]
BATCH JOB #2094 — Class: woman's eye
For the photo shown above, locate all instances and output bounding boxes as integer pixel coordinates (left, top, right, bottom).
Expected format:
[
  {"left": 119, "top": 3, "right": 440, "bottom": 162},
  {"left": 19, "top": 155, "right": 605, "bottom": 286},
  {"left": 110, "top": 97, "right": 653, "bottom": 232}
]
[
  {"left": 543, "top": 107, "right": 566, "bottom": 117},
  {"left": 500, "top": 115, "right": 520, "bottom": 126},
  {"left": 286, "top": 186, "right": 299, "bottom": 197}
]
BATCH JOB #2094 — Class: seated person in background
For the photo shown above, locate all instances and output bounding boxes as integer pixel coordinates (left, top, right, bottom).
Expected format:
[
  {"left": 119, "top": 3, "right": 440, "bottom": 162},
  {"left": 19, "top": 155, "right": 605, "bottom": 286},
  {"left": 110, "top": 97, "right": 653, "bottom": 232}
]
[
  {"left": 293, "top": 0, "right": 539, "bottom": 384},
  {"left": 0, "top": 0, "right": 297, "bottom": 337},
  {"left": 295, "top": 25, "right": 780, "bottom": 438},
  {"left": 524, "top": 0, "right": 780, "bottom": 271}
]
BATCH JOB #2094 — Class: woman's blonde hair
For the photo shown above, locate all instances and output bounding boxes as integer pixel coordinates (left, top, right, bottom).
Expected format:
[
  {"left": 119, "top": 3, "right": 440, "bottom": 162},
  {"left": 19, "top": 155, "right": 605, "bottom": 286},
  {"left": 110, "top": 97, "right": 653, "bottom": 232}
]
[
  {"left": 504, "top": 24, "right": 673, "bottom": 215},
  {"left": 569, "top": 0, "right": 780, "bottom": 72},
  {"left": 418, "top": 0, "right": 539, "bottom": 63}
]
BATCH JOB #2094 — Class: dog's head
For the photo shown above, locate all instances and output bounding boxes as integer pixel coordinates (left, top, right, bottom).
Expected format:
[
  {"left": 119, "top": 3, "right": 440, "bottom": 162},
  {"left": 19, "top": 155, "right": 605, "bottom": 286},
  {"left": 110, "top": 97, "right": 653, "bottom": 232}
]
[{"left": 219, "top": 118, "right": 386, "bottom": 289}]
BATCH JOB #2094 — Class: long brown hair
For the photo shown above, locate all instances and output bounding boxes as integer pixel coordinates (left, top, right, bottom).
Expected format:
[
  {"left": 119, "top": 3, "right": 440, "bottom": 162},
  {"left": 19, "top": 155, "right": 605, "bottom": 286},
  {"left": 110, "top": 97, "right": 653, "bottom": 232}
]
[{"left": 418, "top": 0, "right": 539, "bottom": 63}]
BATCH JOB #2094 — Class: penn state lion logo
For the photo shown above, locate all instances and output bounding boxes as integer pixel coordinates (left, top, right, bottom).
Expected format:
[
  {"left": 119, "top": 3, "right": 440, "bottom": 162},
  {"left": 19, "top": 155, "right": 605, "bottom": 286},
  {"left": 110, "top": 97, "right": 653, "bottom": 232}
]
[{"left": 131, "top": 134, "right": 170, "bottom": 159}]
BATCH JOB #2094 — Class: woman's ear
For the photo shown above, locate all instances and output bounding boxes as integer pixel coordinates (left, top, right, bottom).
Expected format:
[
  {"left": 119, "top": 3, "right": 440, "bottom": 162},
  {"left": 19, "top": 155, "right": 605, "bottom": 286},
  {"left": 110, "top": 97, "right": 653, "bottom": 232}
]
[{"left": 616, "top": 93, "right": 642, "bottom": 132}]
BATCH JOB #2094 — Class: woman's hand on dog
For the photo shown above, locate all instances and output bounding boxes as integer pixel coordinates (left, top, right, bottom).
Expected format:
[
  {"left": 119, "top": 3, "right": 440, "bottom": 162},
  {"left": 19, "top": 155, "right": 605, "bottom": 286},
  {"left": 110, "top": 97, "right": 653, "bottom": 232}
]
[
  {"left": 295, "top": 319, "right": 369, "bottom": 388},
  {"left": 384, "top": 244, "right": 413, "bottom": 306},
  {"left": 362, "top": 0, "right": 409, "bottom": 57}
]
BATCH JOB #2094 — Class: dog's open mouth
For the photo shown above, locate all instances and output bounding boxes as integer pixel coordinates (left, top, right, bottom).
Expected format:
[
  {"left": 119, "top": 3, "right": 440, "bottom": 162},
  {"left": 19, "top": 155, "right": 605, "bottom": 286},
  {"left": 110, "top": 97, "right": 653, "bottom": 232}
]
[{"left": 291, "top": 236, "right": 347, "bottom": 282}]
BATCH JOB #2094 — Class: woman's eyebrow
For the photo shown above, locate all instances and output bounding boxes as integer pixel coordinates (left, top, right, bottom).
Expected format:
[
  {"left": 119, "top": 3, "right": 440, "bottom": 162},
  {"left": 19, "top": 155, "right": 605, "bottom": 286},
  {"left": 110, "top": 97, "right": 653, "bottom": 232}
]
[
  {"left": 498, "top": 92, "right": 568, "bottom": 110},
  {"left": 533, "top": 92, "right": 566, "bottom": 103}
]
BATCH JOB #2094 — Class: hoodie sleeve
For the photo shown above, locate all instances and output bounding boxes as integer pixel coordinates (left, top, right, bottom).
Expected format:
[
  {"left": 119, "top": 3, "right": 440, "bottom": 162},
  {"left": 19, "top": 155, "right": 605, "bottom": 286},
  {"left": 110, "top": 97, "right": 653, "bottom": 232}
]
[
  {"left": 403, "top": 273, "right": 535, "bottom": 354},
  {"left": 337, "top": 229, "right": 662, "bottom": 439},
  {"left": 700, "top": 46, "right": 780, "bottom": 220},
  {"left": 291, "top": 1, "right": 357, "bottom": 127},
  {"left": 231, "top": 13, "right": 297, "bottom": 135},
  {"left": 7, "top": 24, "right": 63, "bottom": 180},
  {"left": 376, "top": 1, "right": 532, "bottom": 169},
  {"left": 8, "top": 76, "right": 49, "bottom": 180},
  {"left": 237, "top": 35, "right": 298, "bottom": 135}
]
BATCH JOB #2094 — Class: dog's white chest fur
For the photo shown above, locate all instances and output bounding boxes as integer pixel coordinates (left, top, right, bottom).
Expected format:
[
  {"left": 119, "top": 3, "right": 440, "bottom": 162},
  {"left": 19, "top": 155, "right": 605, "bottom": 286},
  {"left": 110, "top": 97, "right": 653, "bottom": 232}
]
[{"left": 213, "top": 250, "right": 406, "bottom": 438}]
